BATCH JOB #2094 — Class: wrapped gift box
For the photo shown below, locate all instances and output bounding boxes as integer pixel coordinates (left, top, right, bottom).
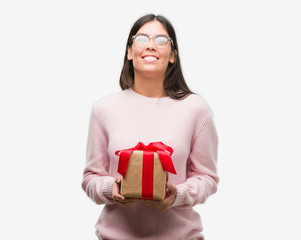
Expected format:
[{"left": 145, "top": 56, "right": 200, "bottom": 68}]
[{"left": 115, "top": 142, "right": 177, "bottom": 200}]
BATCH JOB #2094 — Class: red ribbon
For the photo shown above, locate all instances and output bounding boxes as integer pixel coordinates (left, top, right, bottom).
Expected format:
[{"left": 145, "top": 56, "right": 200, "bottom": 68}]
[{"left": 115, "top": 142, "right": 177, "bottom": 199}]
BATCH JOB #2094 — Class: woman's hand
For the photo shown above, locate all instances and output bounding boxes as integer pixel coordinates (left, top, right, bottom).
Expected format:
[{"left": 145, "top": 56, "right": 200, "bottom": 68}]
[
  {"left": 112, "top": 176, "right": 136, "bottom": 206},
  {"left": 142, "top": 183, "right": 177, "bottom": 211}
]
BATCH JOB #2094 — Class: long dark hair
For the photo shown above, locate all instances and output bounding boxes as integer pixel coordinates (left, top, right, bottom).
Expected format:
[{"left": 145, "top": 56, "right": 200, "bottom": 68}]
[{"left": 119, "top": 14, "right": 193, "bottom": 99}]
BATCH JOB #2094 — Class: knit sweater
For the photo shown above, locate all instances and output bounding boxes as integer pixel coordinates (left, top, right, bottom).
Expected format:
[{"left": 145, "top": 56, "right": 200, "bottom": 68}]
[{"left": 82, "top": 88, "right": 219, "bottom": 240}]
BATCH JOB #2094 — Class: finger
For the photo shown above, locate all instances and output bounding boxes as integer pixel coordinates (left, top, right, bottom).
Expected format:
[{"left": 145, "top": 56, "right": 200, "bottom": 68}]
[
  {"left": 114, "top": 195, "right": 125, "bottom": 201},
  {"left": 166, "top": 183, "right": 177, "bottom": 193},
  {"left": 115, "top": 175, "right": 122, "bottom": 184},
  {"left": 112, "top": 183, "right": 125, "bottom": 201},
  {"left": 113, "top": 189, "right": 125, "bottom": 201}
]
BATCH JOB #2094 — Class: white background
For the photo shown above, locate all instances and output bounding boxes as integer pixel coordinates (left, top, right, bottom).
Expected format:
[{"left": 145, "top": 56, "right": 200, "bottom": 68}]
[{"left": 1, "top": 1, "right": 300, "bottom": 239}]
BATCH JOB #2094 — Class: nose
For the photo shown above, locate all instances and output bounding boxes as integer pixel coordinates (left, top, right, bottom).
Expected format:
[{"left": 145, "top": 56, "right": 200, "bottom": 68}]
[{"left": 146, "top": 37, "right": 156, "bottom": 49}]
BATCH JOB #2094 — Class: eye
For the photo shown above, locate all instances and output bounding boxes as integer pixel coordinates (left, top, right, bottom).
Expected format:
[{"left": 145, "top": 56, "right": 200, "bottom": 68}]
[
  {"left": 155, "top": 36, "right": 168, "bottom": 45},
  {"left": 135, "top": 35, "right": 149, "bottom": 43}
]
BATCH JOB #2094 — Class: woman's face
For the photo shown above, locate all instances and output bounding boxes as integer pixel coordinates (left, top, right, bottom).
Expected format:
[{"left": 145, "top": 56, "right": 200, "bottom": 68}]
[{"left": 127, "top": 20, "right": 175, "bottom": 79}]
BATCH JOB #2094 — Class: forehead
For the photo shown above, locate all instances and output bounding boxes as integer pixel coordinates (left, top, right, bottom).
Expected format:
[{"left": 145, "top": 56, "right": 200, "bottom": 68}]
[{"left": 136, "top": 20, "right": 169, "bottom": 36}]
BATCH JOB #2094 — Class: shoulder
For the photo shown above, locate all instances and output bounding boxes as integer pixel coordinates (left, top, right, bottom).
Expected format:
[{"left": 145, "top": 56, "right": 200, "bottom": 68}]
[
  {"left": 182, "top": 94, "right": 217, "bottom": 140},
  {"left": 91, "top": 90, "right": 128, "bottom": 113},
  {"left": 179, "top": 93, "right": 213, "bottom": 118}
]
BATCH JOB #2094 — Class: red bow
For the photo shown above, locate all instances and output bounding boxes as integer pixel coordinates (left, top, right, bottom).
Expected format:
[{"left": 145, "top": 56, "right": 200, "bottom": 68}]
[{"left": 115, "top": 142, "right": 177, "bottom": 177}]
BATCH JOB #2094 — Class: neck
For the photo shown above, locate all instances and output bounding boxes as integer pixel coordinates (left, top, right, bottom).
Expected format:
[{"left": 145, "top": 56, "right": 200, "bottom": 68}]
[{"left": 133, "top": 73, "right": 166, "bottom": 98}]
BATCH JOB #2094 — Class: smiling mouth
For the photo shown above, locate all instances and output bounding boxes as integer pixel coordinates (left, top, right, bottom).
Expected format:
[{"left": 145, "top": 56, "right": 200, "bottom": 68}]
[{"left": 142, "top": 55, "right": 159, "bottom": 62}]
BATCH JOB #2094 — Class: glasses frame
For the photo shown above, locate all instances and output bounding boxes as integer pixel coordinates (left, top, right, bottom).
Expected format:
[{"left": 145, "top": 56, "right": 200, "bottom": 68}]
[{"left": 132, "top": 34, "right": 174, "bottom": 48}]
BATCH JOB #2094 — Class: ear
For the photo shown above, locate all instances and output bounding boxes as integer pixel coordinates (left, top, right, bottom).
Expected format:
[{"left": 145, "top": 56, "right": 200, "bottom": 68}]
[
  {"left": 169, "top": 49, "right": 176, "bottom": 64},
  {"left": 127, "top": 47, "right": 133, "bottom": 60}
]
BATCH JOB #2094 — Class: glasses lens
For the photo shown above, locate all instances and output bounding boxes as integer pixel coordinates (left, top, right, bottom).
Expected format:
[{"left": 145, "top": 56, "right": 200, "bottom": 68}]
[
  {"left": 133, "top": 35, "right": 170, "bottom": 48},
  {"left": 134, "top": 35, "right": 149, "bottom": 46},
  {"left": 155, "top": 36, "right": 169, "bottom": 47}
]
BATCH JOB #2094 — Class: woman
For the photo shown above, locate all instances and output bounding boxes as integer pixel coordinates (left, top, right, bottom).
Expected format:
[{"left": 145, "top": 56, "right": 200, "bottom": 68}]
[{"left": 82, "top": 14, "right": 219, "bottom": 240}]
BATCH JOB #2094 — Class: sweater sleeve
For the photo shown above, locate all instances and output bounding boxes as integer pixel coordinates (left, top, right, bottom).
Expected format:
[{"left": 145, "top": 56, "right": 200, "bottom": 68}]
[
  {"left": 171, "top": 116, "right": 219, "bottom": 209},
  {"left": 81, "top": 106, "right": 115, "bottom": 205}
]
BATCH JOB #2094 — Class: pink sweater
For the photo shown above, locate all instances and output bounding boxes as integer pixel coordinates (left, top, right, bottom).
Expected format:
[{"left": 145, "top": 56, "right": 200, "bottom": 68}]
[{"left": 82, "top": 88, "right": 219, "bottom": 240}]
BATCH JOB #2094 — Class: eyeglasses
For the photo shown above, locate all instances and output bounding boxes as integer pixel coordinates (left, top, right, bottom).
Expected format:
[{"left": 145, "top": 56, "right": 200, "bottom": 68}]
[{"left": 132, "top": 34, "right": 174, "bottom": 48}]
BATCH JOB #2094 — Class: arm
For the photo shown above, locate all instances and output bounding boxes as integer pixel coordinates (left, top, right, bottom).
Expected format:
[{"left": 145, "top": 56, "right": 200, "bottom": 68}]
[
  {"left": 81, "top": 106, "right": 115, "bottom": 205},
  {"left": 171, "top": 116, "right": 219, "bottom": 209}
]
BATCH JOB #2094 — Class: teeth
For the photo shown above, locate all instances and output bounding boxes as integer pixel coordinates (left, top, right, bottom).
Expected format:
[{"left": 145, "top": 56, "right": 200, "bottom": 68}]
[{"left": 144, "top": 56, "right": 157, "bottom": 61}]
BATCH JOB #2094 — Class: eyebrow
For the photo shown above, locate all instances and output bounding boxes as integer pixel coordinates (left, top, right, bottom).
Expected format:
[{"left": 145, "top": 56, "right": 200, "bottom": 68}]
[{"left": 136, "top": 33, "right": 169, "bottom": 37}]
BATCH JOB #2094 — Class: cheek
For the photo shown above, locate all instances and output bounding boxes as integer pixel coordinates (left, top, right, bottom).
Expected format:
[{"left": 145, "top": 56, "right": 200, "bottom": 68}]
[
  {"left": 162, "top": 49, "right": 173, "bottom": 60},
  {"left": 128, "top": 47, "right": 142, "bottom": 61},
  {"left": 132, "top": 47, "right": 143, "bottom": 56}
]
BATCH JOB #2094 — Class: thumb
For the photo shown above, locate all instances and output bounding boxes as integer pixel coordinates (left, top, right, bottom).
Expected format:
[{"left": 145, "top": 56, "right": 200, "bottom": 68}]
[{"left": 166, "top": 183, "right": 177, "bottom": 193}]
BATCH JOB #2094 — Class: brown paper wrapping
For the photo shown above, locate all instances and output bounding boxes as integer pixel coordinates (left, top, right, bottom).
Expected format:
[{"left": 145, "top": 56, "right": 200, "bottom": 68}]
[{"left": 120, "top": 150, "right": 167, "bottom": 200}]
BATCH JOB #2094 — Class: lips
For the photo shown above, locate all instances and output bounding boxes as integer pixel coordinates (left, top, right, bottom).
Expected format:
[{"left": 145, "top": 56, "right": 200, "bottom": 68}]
[{"left": 142, "top": 55, "right": 159, "bottom": 63}]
